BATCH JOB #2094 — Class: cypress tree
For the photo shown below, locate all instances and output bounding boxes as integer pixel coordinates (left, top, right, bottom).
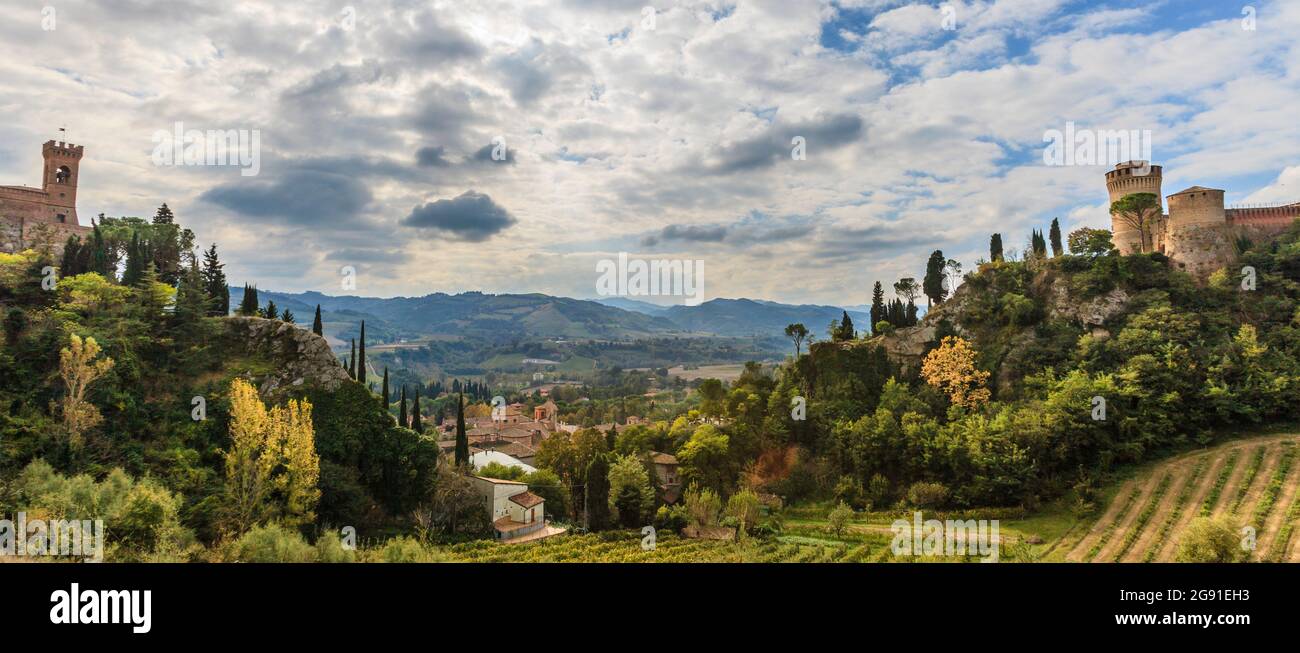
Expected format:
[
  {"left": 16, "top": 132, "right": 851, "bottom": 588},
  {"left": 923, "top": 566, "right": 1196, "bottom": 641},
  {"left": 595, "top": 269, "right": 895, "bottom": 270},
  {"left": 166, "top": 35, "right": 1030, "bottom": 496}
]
[
  {"left": 454, "top": 393, "right": 469, "bottom": 467},
  {"left": 411, "top": 387, "right": 423, "bottom": 433},
  {"left": 122, "top": 231, "right": 145, "bottom": 286},
  {"left": 237, "top": 283, "right": 259, "bottom": 316},
  {"left": 923, "top": 249, "right": 947, "bottom": 307},
  {"left": 399, "top": 386, "right": 408, "bottom": 427},
  {"left": 990, "top": 233, "right": 1004, "bottom": 262},
  {"left": 348, "top": 339, "right": 356, "bottom": 379},
  {"left": 836, "top": 310, "right": 854, "bottom": 341},
  {"left": 357, "top": 321, "right": 367, "bottom": 384},
  {"left": 1049, "top": 217, "right": 1063, "bottom": 258},
  {"left": 381, "top": 367, "right": 389, "bottom": 409},
  {"left": 312, "top": 305, "right": 323, "bottom": 336},
  {"left": 584, "top": 454, "right": 611, "bottom": 531},
  {"left": 90, "top": 220, "right": 110, "bottom": 278}
]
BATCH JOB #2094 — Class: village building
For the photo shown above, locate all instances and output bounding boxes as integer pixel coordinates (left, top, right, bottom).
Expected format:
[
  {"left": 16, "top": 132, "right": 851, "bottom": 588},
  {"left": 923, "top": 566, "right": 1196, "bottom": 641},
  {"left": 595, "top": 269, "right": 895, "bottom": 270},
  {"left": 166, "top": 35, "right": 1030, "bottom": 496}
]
[
  {"left": 469, "top": 475, "right": 552, "bottom": 541},
  {"left": 649, "top": 451, "right": 682, "bottom": 503}
]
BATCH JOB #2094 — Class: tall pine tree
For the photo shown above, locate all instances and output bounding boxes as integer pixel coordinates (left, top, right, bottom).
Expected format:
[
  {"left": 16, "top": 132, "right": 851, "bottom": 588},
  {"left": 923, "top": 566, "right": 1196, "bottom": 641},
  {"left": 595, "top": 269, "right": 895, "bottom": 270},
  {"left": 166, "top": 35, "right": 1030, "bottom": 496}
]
[
  {"left": 312, "top": 305, "right": 323, "bottom": 336},
  {"left": 201, "top": 244, "right": 229, "bottom": 316},
  {"left": 381, "top": 368, "right": 390, "bottom": 411},
  {"left": 152, "top": 203, "right": 175, "bottom": 225},
  {"left": 870, "top": 281, "right": 885, "bottom": 335},
  {"left": 990, "top": 233, "right": 1004, "bottom": 262}
]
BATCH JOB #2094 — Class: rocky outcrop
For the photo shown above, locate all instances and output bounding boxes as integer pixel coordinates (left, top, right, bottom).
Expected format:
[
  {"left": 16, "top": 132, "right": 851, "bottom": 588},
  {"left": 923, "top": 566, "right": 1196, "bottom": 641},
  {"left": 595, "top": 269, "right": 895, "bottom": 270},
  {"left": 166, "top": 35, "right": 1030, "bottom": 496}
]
[
  {"left": 1047, "top": 283, "right": 1129, "bottom": 331},
  {"left": 224, "top": 316, "right": 352, "bottom": 397},
  {"left": 869, "top": 273, "right": 1131, "bottom": 373}
]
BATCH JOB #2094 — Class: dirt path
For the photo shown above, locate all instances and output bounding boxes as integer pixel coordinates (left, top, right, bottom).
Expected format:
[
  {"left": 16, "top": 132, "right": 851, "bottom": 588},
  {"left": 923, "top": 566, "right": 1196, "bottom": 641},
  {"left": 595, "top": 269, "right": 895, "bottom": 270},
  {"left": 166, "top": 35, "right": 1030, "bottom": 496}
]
[
  {"left": 1066, "top": 479, "right": 1138, "bottom": 562},
  {"left": 1094, "top": 472, "right": 1163, "bottom": 562},
  {"left": 1227, "top": 445, "right": 1283, "bottom": 519},
  {"left": 1122, "top": 459, "right": 1196, "bottom": 562},
  {"left": 1151, "top": 454, "right": 1227, "bottom": 562},
  {"left": 1256, "top": 456, "right": 1300, "bottom": 560}
]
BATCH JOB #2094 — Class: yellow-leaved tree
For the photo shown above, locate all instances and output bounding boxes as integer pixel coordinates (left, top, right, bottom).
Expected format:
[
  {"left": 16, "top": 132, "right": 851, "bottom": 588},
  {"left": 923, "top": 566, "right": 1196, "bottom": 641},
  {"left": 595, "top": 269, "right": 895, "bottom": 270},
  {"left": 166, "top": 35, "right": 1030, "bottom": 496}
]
[
  {"left": 921, "top": 336, "right": 991, "bottom": 409},
  {"left": 224, "top": 378, "right": 320, "bottom": 532},
  {"left": 59, "top": 334, "right": 115, "bottom": 447}
]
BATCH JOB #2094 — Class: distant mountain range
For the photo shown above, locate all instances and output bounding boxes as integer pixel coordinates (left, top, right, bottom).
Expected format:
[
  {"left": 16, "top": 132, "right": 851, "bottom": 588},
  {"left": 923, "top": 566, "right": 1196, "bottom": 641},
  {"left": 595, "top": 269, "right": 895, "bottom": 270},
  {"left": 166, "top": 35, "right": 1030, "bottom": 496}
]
[{"left": 231, "top": 288, "right": 873, "bottom": 345}]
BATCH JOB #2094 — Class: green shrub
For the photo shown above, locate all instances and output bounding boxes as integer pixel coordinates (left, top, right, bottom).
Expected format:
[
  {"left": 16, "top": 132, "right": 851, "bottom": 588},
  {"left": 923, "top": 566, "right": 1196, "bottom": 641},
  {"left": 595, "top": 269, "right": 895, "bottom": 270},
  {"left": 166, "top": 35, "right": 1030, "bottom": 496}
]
[
  {"left": 232, "top": 523, "right": 315, "bottom": 562},
  {"left": 906, "top": 482, "right": 950, "bottom": 509},
  {"left": 315, "top": 530, "right": 356, "bottom": 563},
  {"left": 378, "top": 535, "right": 444, "bottom": 562}
]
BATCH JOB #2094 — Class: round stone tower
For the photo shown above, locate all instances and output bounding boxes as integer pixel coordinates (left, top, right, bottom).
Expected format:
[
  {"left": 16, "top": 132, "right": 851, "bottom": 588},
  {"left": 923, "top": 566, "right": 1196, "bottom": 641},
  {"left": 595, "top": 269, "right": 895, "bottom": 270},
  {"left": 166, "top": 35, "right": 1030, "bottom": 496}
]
[
  {"left": 1164, "top": 185, "right": 1231, "bottom": 277},
  {"left": 1105, "top": 161, "right": 1162, "bottom": 255}
]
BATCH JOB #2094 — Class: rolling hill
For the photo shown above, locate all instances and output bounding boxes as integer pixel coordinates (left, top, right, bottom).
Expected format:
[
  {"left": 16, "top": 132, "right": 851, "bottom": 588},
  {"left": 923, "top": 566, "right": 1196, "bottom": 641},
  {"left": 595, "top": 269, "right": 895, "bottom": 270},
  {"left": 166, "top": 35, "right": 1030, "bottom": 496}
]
[{"left": 233, "top": 288, "right": 874, "bottom": 344}]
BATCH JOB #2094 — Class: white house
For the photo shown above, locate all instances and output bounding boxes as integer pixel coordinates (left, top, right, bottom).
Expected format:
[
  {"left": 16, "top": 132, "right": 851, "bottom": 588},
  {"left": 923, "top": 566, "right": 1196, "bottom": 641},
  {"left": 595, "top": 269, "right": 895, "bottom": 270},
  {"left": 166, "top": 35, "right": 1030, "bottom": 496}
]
[{"left": 469, "top": 475, "right": 547, "bottom": 541}]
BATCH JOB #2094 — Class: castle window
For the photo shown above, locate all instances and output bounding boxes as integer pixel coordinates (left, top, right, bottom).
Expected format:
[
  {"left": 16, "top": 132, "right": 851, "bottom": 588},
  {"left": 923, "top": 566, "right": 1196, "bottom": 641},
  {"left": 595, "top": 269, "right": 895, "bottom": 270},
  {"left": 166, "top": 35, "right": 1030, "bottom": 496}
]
[
  {"left": 56, "top": 214, "right": 66, "bottom": 223},
  {"left": 56, "top": 166, "right": 71, "bottom": 184}
]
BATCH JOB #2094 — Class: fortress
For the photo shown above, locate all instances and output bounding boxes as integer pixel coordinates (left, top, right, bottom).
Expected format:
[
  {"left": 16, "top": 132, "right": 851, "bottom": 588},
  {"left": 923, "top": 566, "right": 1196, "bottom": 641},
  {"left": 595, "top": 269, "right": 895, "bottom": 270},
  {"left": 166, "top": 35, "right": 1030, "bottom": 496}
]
[
  {"left": 0, "top": 140, "right": 92, "bottom": 254},
  {"left": 1106, "top": 161, "right": 1300, "bottom": 277}
]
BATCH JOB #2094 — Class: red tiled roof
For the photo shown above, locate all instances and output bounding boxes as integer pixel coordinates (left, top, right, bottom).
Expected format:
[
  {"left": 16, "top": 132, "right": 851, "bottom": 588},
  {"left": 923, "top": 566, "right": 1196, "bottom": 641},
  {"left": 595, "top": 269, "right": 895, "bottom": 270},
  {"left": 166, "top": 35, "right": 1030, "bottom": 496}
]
[{"left": 508, "top": 491, "right": 544, "bottom": 508}]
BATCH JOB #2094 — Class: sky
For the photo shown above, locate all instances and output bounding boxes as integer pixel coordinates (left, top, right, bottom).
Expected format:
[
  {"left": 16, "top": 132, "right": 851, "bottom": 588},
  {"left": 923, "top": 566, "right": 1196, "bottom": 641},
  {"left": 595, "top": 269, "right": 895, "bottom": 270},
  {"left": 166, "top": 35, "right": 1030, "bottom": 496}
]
[{"left": 1, "top": 0, "right": 1298, "bottom": 306}]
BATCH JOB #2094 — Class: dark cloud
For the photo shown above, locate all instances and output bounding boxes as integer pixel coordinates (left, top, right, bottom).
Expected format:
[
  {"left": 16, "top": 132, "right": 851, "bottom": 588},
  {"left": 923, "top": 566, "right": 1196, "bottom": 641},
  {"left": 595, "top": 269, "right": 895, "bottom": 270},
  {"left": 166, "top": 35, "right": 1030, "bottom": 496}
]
[
  {"left": 384, "top": 10, "right": 484, "bottom": 61},
  {"left": 281, "top": 60, "right": 385, "bottom": 101},
  {"left": 416, "top": 146, "right": 452, "bottom": 167},
  {"left": 200, "top": 169, "right": 371, "bottom": 225},
  {"left": 641, "top": 224, "right": 728, "bottom": 246},
  {"left": 495, "top": 54, "right": 554, "bottom": 106},
  {"left": 401, "top": 191, "right": 517, "bottom": 241},
  {"left": 408, "top": 83, "right": 482, "bottom": 137},
  {"left": 640, "top": 219, "right": 809, "bottom": 247},
  {"left": 696, "top": 113, "right": 865, "bottom": 175}
]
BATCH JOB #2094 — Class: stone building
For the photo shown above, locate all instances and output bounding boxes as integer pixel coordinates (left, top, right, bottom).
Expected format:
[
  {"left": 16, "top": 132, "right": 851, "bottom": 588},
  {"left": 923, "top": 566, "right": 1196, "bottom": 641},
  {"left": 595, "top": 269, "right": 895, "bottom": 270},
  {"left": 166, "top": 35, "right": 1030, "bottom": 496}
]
[
  {"left": 1, "top": 139, "right": 93, "bottom": 254},
  {"left": 1106, "top": 161, "right": 1299, "bottom": 277}
]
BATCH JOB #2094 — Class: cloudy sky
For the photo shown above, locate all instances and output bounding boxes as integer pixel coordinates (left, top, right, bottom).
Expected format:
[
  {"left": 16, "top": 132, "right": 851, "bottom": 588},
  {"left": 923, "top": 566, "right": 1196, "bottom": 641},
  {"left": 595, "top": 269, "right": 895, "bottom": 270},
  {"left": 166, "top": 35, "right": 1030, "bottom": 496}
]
[{"left": 1, "top": 0, "right": 1298, "bottom": 305}]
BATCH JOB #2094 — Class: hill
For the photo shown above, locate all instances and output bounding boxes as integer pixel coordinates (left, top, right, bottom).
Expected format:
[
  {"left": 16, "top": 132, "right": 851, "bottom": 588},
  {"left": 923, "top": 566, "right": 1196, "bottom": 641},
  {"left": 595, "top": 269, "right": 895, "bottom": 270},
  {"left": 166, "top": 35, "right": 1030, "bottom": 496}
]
[{"left": 237, "top": 287, "right": 877, "bottom": 344}]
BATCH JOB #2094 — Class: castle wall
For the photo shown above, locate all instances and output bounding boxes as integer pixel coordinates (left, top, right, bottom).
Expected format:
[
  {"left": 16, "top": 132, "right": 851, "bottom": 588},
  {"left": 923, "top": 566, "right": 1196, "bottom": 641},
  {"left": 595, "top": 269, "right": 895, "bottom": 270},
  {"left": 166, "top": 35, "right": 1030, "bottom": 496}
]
[{"left": 1163, "top": 223, "right": 1235, "bottom": 278}]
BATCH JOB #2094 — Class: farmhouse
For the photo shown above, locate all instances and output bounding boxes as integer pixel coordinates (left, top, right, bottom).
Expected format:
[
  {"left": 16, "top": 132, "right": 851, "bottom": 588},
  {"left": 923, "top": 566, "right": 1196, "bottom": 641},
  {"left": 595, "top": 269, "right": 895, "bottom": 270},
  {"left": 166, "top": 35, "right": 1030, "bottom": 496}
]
[{"left": 469, "top": 475, "right": 549, "bottom": 541}]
